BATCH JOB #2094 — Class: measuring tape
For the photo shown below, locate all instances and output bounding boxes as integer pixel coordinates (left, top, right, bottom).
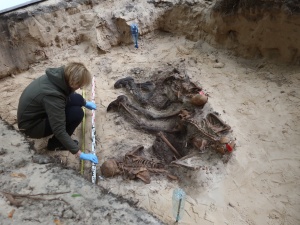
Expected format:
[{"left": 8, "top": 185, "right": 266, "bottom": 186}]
[
  {"left": 91, "top": 75, "right": 97, "bottom": 184},
  {"left": 81, "top": 89, "right": 86, "bottom": 175}
]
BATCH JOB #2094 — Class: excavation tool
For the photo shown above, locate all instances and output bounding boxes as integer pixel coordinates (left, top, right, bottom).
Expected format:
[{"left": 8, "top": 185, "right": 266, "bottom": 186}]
[
  {"left": 91, "top": 76, "right": 97, "bottom": 183},
  {"left": 172, "top": 188, "right": 186, "bottom": 222},
  {"left": 130, "top": 23, "right": 139, "bottom": 49},
  {"left": 80, "top": 89, "right": 86, "bottom": 175}
]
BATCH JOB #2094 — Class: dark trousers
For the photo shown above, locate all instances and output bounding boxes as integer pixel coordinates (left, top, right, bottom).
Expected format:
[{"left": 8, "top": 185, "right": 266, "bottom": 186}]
[{"left": 44, "top": 93, "right": 84, "bottom": 142}]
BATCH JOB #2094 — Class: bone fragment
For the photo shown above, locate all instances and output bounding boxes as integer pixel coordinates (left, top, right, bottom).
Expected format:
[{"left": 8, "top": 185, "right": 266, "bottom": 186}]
[{"left": 158, "top": 132, "right": 182, "bottom": 158}]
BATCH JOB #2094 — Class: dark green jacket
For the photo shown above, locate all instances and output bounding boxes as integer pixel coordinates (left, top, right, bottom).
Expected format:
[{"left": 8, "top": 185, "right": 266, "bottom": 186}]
[{"left": 17, "top": 66, "right": 79, "bottom": 154}]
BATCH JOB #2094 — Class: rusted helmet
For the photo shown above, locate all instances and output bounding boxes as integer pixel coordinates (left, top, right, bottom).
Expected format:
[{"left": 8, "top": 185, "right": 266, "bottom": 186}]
[
  {"left": 190, "top": 94, "right": 208, "bottom": 106},
  {"left": 100, "top": 159, "right": 120, "bottom": 178}
]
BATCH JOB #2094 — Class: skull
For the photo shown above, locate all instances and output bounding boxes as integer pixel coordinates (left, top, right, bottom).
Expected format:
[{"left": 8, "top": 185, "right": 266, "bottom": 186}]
[
  {"left": 190, "top": 94, "right": 208, "bottom": 106},
  {"left": 100, "top": 159, "right": 120, "bottom": 178}
]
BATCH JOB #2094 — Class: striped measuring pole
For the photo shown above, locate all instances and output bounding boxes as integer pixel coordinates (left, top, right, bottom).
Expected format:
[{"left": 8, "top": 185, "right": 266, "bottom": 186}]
[{"left": 91, "top": 75, "right": 97, "bottom": 184}]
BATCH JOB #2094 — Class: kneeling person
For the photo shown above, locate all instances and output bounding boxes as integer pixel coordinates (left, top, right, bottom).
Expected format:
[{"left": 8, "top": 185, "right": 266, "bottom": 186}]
[{"left": 17, "top": 62, "right": 98, "bottom": 164}]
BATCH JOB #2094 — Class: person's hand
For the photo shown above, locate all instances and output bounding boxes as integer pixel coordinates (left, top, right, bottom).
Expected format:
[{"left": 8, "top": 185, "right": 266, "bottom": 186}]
[
  {"left": 79, "top": 153, "right": 98, "bottom": 164},
  {"left": 85, "top": 101, "right": 97, "bottom": 110}
]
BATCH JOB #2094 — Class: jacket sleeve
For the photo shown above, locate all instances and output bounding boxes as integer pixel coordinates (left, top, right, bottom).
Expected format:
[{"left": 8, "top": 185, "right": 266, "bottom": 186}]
[{"left": 43, "top": 95, "right": 79, "bottom": 154}]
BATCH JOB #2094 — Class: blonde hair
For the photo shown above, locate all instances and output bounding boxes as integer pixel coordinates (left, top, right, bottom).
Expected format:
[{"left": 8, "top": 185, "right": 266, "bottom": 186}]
[{"left": 64, "top": 62, "right": 91, "bottom": 88}]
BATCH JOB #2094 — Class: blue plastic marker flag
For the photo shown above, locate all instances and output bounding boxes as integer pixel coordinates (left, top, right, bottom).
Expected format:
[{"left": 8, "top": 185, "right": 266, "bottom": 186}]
[
  {"left": 172, "top": 188, "right": 186, "bottom": 222},
  {"left": 130, "top": 23, "right": 139, "bottom": 49}
]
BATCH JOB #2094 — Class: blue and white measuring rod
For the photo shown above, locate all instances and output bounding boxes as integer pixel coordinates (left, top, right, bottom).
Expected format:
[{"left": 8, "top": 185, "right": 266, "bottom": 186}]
[{"left": 91, "top": 76, "right": 97, "bottom": 184}]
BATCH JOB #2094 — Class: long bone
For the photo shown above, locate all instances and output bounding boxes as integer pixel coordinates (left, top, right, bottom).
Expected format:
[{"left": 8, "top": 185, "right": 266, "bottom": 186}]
[{"left": 158, "top": 132, "right": 182, "bottom": 158}]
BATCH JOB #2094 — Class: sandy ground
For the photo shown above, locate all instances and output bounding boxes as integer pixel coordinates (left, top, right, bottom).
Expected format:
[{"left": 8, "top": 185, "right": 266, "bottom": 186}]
[
  {"left": 0, "top": 32, "right": 300, "bottom": 225},
  {"left": 0, "top": 121, "right": 165, "bottom": 225}
]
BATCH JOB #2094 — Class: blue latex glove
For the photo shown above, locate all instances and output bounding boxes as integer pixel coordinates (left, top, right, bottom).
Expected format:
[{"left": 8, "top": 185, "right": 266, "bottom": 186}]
[
  {"left": 85, "top": 101, "right": 97, "bottom": 110},
  {"left": 79, "top": 153, "right": 98, "bottom": 164}
]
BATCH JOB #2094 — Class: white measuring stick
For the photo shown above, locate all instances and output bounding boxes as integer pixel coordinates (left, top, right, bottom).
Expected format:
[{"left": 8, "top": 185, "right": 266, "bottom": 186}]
[{"left": 91, "top": 75, "right": 97, "bottom": 184}]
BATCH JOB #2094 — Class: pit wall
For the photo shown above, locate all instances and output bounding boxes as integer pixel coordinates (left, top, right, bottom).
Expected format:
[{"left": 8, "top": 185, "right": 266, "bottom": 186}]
[
  {"left": 159, "top": 2, "right": 300, "bottom": 64},
  {"left": 0, "top": 0, "right": 299, "bottom": 78},
  {"left": 0, "top": 0, "right": 164, "bottom": 79}
]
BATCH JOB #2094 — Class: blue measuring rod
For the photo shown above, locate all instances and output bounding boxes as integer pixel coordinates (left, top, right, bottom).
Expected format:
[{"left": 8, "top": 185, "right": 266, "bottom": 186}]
[
  {"left": 130, "top": 23, "right": 139, "bottom": 49},
  {"left": 172, "top": 188, "right": 186, "bottom": 222}
]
